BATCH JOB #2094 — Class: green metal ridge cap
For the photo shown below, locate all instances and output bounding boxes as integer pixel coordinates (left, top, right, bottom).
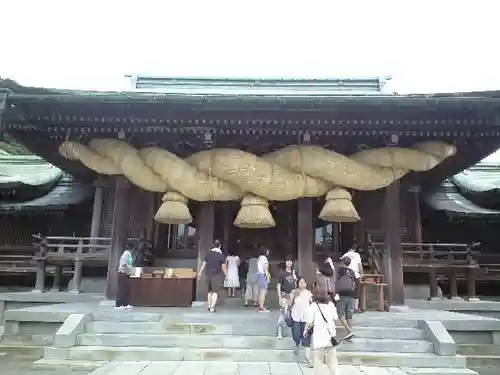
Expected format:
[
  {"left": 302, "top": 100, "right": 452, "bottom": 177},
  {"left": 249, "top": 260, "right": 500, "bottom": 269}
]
[
  {"left": 425, "top": 179, "right": 500, "bottom": 217},
  {"left": 126, "top": 74, "right": 393, "bottom": 82},
  {"left": 452, "top": 171, "right": 500, "bottom": 193},
  {"left": 0, "top": 161, "right": 62, "bottom": 187},
  {"left": 0, "top": 154, "right": 48, "bottom": 163},
  {"left": 129, "top": 75, "right": 391, "bottom": 93}
]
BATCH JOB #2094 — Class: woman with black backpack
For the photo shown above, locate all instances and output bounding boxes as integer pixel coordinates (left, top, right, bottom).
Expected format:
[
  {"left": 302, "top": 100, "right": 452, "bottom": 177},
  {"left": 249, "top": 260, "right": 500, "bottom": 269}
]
[{"left": 335, "top": 256, "right": 356, "bottom": 341}]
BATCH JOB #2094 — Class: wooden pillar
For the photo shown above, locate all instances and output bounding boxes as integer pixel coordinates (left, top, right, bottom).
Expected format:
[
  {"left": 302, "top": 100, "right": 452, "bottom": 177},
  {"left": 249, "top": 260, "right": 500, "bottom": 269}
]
[
  {"left": 33, "top": 259, "right": 46, "bottom": 293},
  {"left": 105, "top": 176, "right": 131, "bottom": 300},
  {"left": 407, "top": 186, "right": 423, "bottom": 245},
  {"left": 90, "top": 185, "right": 104, "bottom": 239},
  {"left": 51, "top": 266, "right": 62, "bottom": 292},
  {"left": 222, "top": 204, "right": 231, "bottom": 248},
  {"left": 354, "top": 193, "right": 367, "bottom": 250},
  {"left": 145, "top": 193, "right": 156, "bottom": 242},
  {"left": 70, "top": 259, "right": 83, "bottom": 294},
  {"left": 384, "top": 181, "right": 405, "bottom": 306},
  {"left": 297, "top": 198, "right": 315, "bottom": 283},
  {"left": 196, "top": 202, "right": 215, "bottom": 301}
]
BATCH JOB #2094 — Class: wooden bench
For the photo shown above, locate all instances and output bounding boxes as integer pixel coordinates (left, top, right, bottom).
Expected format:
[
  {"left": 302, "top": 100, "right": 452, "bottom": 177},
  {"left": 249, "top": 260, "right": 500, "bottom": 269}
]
[{"left": 359, "top": 273, "right": 387, "bottom": 312}]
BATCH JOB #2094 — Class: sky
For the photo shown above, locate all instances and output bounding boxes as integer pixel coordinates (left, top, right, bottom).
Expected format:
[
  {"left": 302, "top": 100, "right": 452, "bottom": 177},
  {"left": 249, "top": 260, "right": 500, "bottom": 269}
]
[{"left": 1, "top": 1, "right": 499, "bottom": 94}]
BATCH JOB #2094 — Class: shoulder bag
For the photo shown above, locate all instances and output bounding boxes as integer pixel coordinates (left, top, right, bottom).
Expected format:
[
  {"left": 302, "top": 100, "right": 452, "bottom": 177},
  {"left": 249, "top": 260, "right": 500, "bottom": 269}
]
[{"left": 315, "top": 302, "right": 340, "bottom": 347}]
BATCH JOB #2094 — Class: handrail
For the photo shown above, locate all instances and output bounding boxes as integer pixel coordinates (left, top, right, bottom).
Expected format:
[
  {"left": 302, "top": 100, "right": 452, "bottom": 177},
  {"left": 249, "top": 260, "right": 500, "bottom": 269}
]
[
  {"left": 365, "top": 234, "right": 480, "bottom": 270},
  {"left": 364, "top": 232, "right": 382, "bottom": 274},
  {"left": 371, "top": 242, "right": 481, "bottom": 249}
]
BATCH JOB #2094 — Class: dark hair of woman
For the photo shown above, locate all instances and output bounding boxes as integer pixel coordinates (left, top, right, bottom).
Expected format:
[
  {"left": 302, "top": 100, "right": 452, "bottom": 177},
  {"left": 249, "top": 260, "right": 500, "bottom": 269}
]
[
  {"left": 318, "top": 262, "right": 334, "bottom": 277},
  {"left": 296, "top": 276, "right": 307, "bottom": 287},
  {"left": 341, "top": 255, "right": 351, "bottom": 267},
  {"left": 313, "top": 285, "right": 331, "bottom": 304},
  {"left": 228, "top": 250, "right": 236, "bottom": 256},
  {"left": 285, "top": 254, "right": 293, "bottom": 262},
  {"left": 214, "top": 240, "right": 221, "bottom": 248}
]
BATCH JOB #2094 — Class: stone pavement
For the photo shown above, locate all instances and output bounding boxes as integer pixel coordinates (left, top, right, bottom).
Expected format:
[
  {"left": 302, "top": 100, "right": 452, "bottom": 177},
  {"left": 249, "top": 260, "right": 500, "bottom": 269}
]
[{"left": 87, "top": 361, "right": 473, "bottom": 375}]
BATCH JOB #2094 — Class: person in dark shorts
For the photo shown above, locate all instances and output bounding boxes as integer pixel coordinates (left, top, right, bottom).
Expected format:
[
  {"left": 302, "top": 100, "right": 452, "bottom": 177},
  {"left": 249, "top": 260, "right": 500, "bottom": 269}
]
[
  {"left": 276, "top": 255, "right": 297, "bottom": 338},
  {"left": 197, "top": 240, "right": 227, "bottom": 312},
  {"left": 335, "top": 256, "right": 356, "bottom": 340}
]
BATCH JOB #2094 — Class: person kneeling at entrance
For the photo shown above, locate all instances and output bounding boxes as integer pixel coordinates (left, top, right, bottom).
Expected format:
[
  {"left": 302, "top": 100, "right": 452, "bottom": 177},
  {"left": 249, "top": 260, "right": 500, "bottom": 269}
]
[
  {"left": 116, "top": 245, "right": 133, "bottom": 309},
  {"left": 198, "top": 240, "right": 227, "bottom": 313},
  {"left": 335, "top": 256, "right": 356, "bottom": 340}
]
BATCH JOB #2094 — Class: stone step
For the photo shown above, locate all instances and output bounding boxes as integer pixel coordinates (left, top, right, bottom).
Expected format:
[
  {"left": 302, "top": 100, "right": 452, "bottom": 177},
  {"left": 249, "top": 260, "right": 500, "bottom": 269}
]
[
  {"left": 44, "top": 346, "right": 468, "bottom": 368},
  {"left": 464, "top": 355, "right": 500, "bottom": 368},
  {"left": 89, "top": 310, "right": 420, "bottom": 327},
  {"left": 458, "top": 344, "right": 500, "bottom": 357},
  {"left": 76, "top": 333, "right": 433, "bottom": 353},
  {"left": 468, "top": 366, "right": 497, "bottom": 375},
  {"left": 1, "top": 333, "right": 53, "bottom": 346},
  {"left": 34, "top": 360, "right": 479, "bottom": 375},
  {"left": 402, "top": 370, "right": 478, "bottom": 375},
  {"left": 86, "top": 321, "right": 423, "bottom": 339}
]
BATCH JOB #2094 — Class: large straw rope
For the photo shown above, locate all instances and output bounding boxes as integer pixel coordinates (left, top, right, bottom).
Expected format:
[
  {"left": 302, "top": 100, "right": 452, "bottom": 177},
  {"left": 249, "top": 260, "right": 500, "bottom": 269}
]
[{"left": 59, "top": 139, "right": 456, "bottom": 228}]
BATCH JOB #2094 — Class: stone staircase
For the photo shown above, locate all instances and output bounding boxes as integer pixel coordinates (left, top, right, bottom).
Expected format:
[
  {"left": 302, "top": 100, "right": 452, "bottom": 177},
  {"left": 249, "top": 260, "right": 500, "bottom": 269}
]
[
  {"left": 41, "top": 309, "right": 477, "bottom": 374},
  {"left": 457, "top": 344, "right": 500, "bottom": 375}
]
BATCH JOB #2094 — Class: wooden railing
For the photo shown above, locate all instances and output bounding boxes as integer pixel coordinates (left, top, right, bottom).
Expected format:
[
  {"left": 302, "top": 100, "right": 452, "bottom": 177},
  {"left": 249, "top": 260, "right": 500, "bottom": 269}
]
[
  {"left": 368, "top": 239, "right": 481, "bottom": 299},
  {"left": 0, "top": 245, "right": 37, "bottom": 274},
  {"left": 364, "top": 234, "right": 383, "bottom": 274},
  {"left": 32, "top": 236, "right": 112, "bottom": 293}
]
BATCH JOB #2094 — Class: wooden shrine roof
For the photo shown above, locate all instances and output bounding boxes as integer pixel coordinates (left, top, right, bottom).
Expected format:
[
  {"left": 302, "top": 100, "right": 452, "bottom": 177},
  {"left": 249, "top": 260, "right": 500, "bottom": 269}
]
[
  {"left": 424, "top": 180, "right": 500, "bottom": 219},
  {"left": 0, "top": 142, "right": 91, "bottom": 213},
  {"left": 5, "top": 88, "right": 500, "bottom": 111},
  {"left": 0, "top": 174, "right": 92, "bottom": 214},
  {"left": 2, "top": 76, "right": 500, "bottom": 113}
]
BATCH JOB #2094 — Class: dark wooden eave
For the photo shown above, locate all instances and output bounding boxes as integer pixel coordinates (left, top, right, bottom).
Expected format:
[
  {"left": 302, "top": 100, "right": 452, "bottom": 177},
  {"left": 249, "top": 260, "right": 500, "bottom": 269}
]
[
  {"left": 3, "top": 90, "right": 500, "bottom": 136},
  {"left": 2, "top": 82, "right": 500, "bottom": 189}
]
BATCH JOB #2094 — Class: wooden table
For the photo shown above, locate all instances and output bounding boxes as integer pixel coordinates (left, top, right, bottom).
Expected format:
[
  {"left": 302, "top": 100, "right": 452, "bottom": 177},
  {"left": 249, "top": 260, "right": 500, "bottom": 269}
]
[
  {"left": 129, "top": 277, "right": 195, "bottom": 307},
  {"left": 359, "top": 273, "right": 387, "bottom": 312}
]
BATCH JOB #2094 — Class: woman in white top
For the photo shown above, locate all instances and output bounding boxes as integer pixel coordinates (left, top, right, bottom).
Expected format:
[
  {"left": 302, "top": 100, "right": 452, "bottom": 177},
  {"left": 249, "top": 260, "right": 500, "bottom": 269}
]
[
  {"left": 304, "top": 285, "right": 339, "bottom": 375},
  {"left": 255, "top": 247, "right": 270, "bottom": 312},
  {"left": 224, "top": 251, "right": 240, "bottom": 297},
  {"left": 342, "top": 245, "right": 363, "bottom": 312},
  {"left": 290, "top": 276, "right": 313, "bottom": 366}
]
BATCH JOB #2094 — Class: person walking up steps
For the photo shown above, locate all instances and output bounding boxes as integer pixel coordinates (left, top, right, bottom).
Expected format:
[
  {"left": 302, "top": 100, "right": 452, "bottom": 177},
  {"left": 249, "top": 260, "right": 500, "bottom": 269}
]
[
  {"left": 198, "top": 240, "right": 227, "bottom": 313},
  {"left": 335, "top": 256, "right": 357, "bottom": 340},
  {"left": 224, "top": 251, "right": 240, "bottom": 297},
  {"left": 244, "top": 254, "right": 259, "bottom": 307},
  {"left": 342, "top": 245, "right": 363, "bottom": 312},
  {"left": 256, "top": 247, "right": 271, "bottom": 312}
]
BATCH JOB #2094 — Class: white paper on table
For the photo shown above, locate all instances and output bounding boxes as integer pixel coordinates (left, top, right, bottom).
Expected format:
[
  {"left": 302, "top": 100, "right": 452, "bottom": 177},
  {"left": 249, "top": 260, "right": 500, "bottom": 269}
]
[{"left": 133, "top": 267, "right": 142, "bottom": 278}]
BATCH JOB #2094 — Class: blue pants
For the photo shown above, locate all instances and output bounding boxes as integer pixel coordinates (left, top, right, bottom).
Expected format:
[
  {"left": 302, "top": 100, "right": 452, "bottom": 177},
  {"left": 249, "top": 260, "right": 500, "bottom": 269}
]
[{"left": 291, "top": 320, "right": 311, "bottom": 347}]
